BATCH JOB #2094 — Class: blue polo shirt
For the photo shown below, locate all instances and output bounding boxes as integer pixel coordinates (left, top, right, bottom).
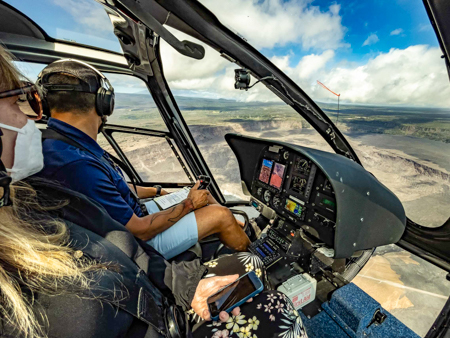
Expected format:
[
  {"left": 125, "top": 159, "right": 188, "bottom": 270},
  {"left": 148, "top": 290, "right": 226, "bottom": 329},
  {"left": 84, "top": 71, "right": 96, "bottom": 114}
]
[{"left": 37, "top": 118, "right": 143, "bottom": 225}]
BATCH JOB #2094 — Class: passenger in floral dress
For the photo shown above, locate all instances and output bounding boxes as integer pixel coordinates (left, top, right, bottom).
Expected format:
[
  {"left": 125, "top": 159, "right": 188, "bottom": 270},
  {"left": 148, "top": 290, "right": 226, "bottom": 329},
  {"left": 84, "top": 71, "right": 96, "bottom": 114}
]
[{"left": 189, "top": 253, "right": 308, "bottom": 338}]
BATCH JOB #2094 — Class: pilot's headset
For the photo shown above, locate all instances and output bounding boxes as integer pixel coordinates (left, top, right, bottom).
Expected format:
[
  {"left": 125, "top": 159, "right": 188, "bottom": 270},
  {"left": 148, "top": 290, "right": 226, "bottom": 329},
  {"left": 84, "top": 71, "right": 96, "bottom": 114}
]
[{"left": 36, "top": 59, "right": 115, "bottom": 119}]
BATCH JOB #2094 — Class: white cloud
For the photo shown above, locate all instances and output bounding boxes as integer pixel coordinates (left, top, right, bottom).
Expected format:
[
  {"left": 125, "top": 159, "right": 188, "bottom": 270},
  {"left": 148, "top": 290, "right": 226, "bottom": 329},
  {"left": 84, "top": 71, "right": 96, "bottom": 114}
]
[
  {"left": 158, "top": 4, "right": 450, "bottom": 108},
  {"left": 162, "top": 31, "right": 450, "bottom": 107},
  {"left": 390, "top": 28, "right": 404, "bottom": 36},
  {"left": 314, "top": 45, "right": 450, "bottom": 107},
  {"left": 199, "top": 0, "right": 347, "bottom": 50},
  {"left": 271, "top": 55, "right": 292, "bottom": 71},
  {"left": 161, "top": 30, "right": 229, "bottom": 83},
  {"left": 296, "top": 50, "right": 335, "bottom": 79},
  {"left": 52, "top": 0, "right": 114, "bottom": 35},
  {"left": 418, "top": 24, "right": 432, "bottom": 32},
  {"left": 363, "top": 33, "right": 379, "bottom": 46}
]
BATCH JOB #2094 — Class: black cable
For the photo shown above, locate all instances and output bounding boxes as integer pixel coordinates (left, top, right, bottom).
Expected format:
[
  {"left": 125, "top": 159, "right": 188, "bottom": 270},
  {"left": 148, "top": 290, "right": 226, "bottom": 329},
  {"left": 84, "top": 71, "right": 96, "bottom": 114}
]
[{"left": 246, "top": 76, "right": 276, "bottom": 90}]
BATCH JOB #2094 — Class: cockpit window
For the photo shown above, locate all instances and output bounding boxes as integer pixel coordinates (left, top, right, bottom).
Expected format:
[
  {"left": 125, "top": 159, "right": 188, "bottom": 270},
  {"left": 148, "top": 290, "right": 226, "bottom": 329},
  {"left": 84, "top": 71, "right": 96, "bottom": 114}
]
[
  {"left": 103, "top": 73, "right": 168, "bottom": 132},
  {"left": 160, "top": 32, "right": 334, "bottom": 201},
  {"left": 178, "top": 2, "right": 450, "bottom": 227},
  {"left": 322, "top": 103, "right": 450, "bottom": 228},
  {"left": 5, "top": 0, "right": 122, "bottom": 53}
]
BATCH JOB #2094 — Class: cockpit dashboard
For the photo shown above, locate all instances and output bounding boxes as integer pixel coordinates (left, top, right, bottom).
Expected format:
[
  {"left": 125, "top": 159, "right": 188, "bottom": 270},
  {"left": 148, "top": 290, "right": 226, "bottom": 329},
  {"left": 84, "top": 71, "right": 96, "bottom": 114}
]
[
  {"left": 251, "top": 147, "right": 337, "bottom": 249},
  {"left": 225, "top": 133, "right": 406, "bottom": 260}
]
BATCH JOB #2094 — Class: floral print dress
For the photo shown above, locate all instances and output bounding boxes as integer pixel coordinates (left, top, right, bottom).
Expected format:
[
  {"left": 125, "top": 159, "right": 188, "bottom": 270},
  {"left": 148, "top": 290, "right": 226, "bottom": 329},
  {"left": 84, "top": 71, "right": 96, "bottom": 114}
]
[{"left": 190, "top": 253, "right": 308, "bottom": 338}]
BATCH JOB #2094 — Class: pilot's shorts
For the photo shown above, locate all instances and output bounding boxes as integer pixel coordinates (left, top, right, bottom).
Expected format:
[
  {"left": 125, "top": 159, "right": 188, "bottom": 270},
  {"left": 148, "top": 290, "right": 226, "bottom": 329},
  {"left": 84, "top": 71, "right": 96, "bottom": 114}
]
[{"left": 145, "top": 200, "right": 198, "bottom": 260}]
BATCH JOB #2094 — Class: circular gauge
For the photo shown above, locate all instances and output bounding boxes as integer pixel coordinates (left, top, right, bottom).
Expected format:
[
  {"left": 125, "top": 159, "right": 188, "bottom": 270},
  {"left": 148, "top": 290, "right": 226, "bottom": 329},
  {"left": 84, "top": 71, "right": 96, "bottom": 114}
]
[
  {"left": 298, "top": 159, "right": 310, "bottom": 171},
  {"left": 283, "top": 151, "right": 289, "bottom": 160},
  {"left": 299, "top": 178, "right": 307, "bottom": 188},
  {"left": 273, "top": 195, "right": 281, "bottom": 208},
  {"left": 257, "top": 187, "right": 263, "bottom": 196},
  {"left": 293, "top": 177, "right": 307, "bottom": 190},
  {"left": 263, "top": 190, "right": 271, "bottom": 203}
]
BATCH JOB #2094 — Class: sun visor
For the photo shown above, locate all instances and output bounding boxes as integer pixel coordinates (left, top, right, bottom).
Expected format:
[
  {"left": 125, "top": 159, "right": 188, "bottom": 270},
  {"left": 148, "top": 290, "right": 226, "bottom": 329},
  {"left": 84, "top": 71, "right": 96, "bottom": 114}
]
[{"left": 115, "top": 0, "right": 205, "bottom": 60}]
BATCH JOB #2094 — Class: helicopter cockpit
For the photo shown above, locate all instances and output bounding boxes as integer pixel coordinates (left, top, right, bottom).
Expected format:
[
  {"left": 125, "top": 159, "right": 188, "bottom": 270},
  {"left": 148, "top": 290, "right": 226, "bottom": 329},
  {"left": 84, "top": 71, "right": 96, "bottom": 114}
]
[{"left": 0, "top": 0, "right": 449, "bottom": 337}]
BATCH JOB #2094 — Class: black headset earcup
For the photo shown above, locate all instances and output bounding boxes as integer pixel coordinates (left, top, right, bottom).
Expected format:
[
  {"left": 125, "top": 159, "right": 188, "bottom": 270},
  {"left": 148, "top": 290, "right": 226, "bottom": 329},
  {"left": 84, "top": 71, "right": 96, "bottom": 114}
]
[
  {"left": 41, "top": 98, "right": 51, "bottom": 118},
  {"left": 95, "top": 88, "right": 114, "bottom": 117},
  {"left": 108, "top": 90, "right": 115, "bottom": 114},
  {"left": 95, "top": 87, "right": 105, "bottom": 117}
]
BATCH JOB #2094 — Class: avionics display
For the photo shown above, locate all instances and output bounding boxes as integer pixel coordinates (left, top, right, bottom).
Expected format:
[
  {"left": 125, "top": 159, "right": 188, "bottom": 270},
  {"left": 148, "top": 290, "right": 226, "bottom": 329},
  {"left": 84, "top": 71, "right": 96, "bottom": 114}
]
[
  {"left": 259, "top": 159, "right": 273, "bottom": 184},
  {"left": 285, "top": 198, "right": 303, "bottom": 216},
  {"left": 315, "top": 193, "right": 336, "bottom": 213},
  {"left": 270, "top": 162, "right": 285, "bottom": 190},
  {"left": 321, "top": 198, "right": 335, "bottom": 209},
  {"left": 254, "top": 242, "right": 276, "bottom": 259}
]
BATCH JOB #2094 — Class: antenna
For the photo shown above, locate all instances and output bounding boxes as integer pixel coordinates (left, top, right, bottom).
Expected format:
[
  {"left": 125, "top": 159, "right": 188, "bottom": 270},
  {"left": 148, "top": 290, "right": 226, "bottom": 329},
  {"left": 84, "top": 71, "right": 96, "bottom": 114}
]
[{"left": 317, "top": 80, "right": 340, "bottom": 124}]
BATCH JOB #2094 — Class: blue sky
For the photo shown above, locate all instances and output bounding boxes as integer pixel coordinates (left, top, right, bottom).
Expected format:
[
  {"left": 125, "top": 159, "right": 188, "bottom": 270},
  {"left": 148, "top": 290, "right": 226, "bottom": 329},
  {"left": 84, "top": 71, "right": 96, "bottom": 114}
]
[
  {"left": 5, "top": 0, "right": 121, "bottom": 52},
  {"left": 260, "top": 0, "right": 439, "bottom": 67},
  {"left": 5, "top": 0, "right": 450, "bottom": 106}
]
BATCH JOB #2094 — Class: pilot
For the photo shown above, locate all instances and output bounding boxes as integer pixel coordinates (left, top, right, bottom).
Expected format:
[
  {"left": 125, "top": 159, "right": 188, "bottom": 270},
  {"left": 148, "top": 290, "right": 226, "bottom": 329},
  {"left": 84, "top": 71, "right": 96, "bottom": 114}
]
[
  {"left": 0, "top": 45, "right": 307, "bottom": 338},
  {"left": 33, "top": 59, "right": 251, "bottom": 260}
]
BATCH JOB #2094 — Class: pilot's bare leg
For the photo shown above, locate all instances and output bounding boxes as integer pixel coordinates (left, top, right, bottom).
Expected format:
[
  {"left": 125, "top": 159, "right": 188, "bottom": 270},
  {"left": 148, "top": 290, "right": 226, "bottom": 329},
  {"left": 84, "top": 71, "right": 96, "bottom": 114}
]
[
  {"left": 195, "top": 204, "right": 251, "bottom": 251},
  {"left": 206, "top": 194, "right": 246, "bottom": 228}
]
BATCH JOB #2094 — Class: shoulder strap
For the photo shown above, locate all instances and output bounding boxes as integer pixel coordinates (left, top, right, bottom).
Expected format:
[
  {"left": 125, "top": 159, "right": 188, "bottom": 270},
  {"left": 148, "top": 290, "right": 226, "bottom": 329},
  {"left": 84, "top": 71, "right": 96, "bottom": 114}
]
[
  {"left": 42, "top": 128, "right": 140, "bottom": 201},
  {"left": 68, "top": 222, "right": 168, "bottom": 336}
]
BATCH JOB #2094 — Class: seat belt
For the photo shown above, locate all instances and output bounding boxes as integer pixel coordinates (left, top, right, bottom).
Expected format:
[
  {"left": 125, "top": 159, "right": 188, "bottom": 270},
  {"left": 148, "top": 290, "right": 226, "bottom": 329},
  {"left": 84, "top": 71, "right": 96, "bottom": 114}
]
[{"left": 41, "top": 128, "right": 141, "bottom": 202}]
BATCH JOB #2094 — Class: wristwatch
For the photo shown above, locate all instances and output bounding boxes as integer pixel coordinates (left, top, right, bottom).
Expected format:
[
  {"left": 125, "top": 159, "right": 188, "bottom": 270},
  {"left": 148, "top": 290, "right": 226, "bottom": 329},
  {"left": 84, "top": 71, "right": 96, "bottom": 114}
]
[{"left": 154, "top": 185, "right": 162, "bottom": 197}]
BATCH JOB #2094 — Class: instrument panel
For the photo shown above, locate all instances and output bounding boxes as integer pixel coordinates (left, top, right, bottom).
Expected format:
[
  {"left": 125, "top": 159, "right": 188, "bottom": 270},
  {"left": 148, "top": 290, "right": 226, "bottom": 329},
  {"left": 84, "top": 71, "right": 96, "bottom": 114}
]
[
  {"left": 226, "top": 133, "right": 406, "bottom": 259},
  {"left": 250, "top": 146, "right": 337, "bottom": 247}
]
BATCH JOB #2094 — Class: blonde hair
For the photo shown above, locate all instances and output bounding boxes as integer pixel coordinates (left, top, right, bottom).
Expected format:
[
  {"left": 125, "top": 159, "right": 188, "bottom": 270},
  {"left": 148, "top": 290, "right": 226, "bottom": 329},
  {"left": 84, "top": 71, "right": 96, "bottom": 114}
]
[
  {"left": 0, "top": 183, "right": 108, "bottom": 337},
  {"left": 0, "top": 44, "right": 22, "bottom": 91},
  {"left": 0, "top": 45, "right": 110, "bottom": 337}
]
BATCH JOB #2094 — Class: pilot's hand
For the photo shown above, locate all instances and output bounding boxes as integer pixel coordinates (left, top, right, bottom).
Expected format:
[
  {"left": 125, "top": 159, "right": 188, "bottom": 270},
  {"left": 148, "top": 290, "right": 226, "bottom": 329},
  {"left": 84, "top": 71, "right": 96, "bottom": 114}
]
[
  {"left": 161, "top": 189, "right": 169, "bottom": 196},
  {"left": 191, "top": 274, "right": 241, "bottom": 321},
  {"left": 187, "top": 181, "right": 210, "bottom": 210}
]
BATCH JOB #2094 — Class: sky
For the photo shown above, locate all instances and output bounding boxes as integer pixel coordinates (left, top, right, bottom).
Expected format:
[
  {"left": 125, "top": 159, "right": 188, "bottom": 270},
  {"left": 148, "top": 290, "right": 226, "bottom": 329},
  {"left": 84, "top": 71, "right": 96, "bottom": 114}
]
[{"left": 6, "top": 0, "right": 450, "bottom": 107}]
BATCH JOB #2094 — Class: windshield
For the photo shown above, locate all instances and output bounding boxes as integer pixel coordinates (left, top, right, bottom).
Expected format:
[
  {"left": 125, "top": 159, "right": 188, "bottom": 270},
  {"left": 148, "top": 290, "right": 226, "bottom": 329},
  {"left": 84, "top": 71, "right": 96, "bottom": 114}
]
[
  {"left": 160, "top": 29, "right": 335, "bottom": 201},
  {"left": 161, "top": 2, "right": 450, "bottom": 335},
  {"left": 164, "top": 0, "right": 450, "bottom": 228},
  {"left": 5, "top": 0, "right": 122, "bottom": 53}
]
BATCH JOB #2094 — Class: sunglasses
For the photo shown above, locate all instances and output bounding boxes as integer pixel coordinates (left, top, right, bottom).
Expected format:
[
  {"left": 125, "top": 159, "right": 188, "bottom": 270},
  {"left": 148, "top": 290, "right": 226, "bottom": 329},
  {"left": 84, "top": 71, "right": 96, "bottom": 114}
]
[{"left": 0, "top": 82, "right": 43, "bottom": 121}]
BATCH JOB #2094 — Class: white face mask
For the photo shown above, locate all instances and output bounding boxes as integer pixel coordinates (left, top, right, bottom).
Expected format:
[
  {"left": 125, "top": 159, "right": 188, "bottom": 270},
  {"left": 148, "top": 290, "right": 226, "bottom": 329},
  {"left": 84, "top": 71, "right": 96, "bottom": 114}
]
[{"left": 0, "top": 120, "right": 44, "bottom": 182}]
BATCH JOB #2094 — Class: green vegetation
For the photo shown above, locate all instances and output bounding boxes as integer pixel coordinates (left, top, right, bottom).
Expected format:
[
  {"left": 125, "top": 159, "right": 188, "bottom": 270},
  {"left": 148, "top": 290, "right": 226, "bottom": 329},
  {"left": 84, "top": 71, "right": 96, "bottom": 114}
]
[
  {"left": 111, "top": 93, "right": 450, "bottom": 144},
  {"left": 319, "top": 103, "right": 450, "bottom": 143}
]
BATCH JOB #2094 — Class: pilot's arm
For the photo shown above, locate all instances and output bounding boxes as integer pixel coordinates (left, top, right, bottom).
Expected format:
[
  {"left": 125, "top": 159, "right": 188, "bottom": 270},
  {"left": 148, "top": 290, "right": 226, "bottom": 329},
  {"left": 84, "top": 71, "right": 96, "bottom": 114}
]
[
  {"left": 54, "top": 160, "right": 209, "bottom": 241},
  {"left": 127, "top": 184, "right": 169, "bottom": 198},
  {"left": 125, "top": 181, "right": 209, "bottom": 241}
]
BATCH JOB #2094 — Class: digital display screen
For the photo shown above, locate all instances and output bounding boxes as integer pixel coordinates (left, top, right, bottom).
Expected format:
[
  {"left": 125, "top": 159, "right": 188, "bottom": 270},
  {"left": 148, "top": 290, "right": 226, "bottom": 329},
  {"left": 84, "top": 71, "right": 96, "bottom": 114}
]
[
  {"left": 269, "top": 162, "right": 286, "bottom": 190},
  {"left": 321, "top": 198, "right": 336, "bottom": 209},
  {"left": 259, "top": 159, "right": 273, "bottom": 184},
  {"left": 285, "top": 198, "right": 303, "bottom": 216},
  {"left": 207, "top": 274, "right": 257, "bottom": 317},
  {"left": 263, "top": 243, "right": 274, "bottom": 253},
  {"left": 256, "top": 247, "right": 266, "bottom": 258},
  {"left": 315, "top": 192, "right": 336, "bottom": 213}
]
